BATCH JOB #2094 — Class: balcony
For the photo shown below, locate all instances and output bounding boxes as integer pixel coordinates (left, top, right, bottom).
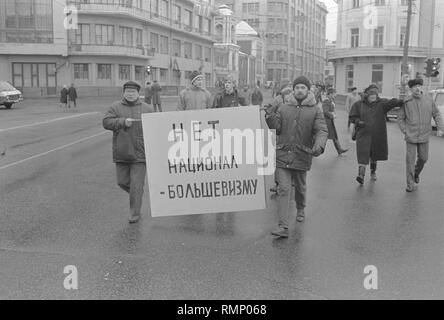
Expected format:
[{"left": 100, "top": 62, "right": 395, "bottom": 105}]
[
  {"left": 67, "top": 1, "right": 213, "bottom": 41},
  {"left": 69, "top": 43, "right": 155, "bottom": 58},
  {"left": 328, "top": 46, "right": 429, "bottom": 60}
]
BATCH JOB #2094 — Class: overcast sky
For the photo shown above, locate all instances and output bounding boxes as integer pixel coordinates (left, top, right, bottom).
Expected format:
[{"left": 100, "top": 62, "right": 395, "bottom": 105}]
[{"left": 319, "top": 0, "right": 338, "bottom": 42}]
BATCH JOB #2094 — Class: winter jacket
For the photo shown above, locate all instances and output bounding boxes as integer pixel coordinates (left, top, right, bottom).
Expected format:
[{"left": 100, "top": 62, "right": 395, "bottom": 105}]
[
  {"left": 68, "top": 87, "right": 77, "bottom": 101},
  {"left": 103, "top": 98, "right": 154, "bottom": 163},
  {"left": 398, "top": 94, "right": 444, "bottom": 144},
  {"left": 251, "top": 89, "right": 263, "bottom": 106},
  {"left": 212, "top": 89, "right": 247, "bottom": 108},
  {"left": 345, "top": 93, "right": 361, "bottom": 114},
  {"left": 177, "top": 86, "right": 212, "bottom": 111},
  {"left": 60, "top": 88, "right": 68, "bottom": 103},
  {"left": 265, "top": 92, "right": 328, "bottom": 171},
  {"left": 144, "top": 86, "right": 153, "bottom": 104}
]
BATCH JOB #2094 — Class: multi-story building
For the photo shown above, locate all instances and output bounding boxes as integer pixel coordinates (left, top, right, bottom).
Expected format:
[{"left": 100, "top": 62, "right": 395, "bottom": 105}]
[
  {"left": 330, "top": 0, "right": 444, "bottom": 96},
  {"left": 0, "top": 0, "right": 217, "bottom": 97},
  {"left": 218, "top": 0, "right": 328, "bottom": 84}
]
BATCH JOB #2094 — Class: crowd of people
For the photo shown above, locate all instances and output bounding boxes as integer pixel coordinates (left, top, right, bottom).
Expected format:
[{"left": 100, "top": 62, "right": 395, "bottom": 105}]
[{"left": 101, "top": 70, "right": 444, "bottom": 239}]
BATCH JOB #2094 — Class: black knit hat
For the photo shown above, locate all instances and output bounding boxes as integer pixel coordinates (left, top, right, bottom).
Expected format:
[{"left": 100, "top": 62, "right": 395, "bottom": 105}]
[
  {"left": 189, "top": 70, "right": 203, "bottom": 84},
  {"left": 293, "top": 76, "right": 311, "bottom": 90},
  {"left": 408, "top": 78, "right": 424, "bottom": 88},
  {"left": 123, "top": 81, "right": 141, "bottom": 92}
]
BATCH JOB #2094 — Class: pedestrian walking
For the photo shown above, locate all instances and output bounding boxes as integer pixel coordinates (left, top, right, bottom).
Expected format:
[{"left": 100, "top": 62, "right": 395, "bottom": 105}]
[
  {"left": 349, "top": 84, "right": 404, "bottom": 185},
  {"left": 60, "top": 85, "right": 68, "bottom": 110},
  {"left": 398, "top": 78, "right": 444, "bottom": 192},
  {"left": 345, "top": 87, "right": 361, "bottom": 131},
  {"left": 322, "top": 88, "right": 348, "bottom": 155},
  {"left": 102, "top": 81, "right": 154, "bottom": 224},
  {"left": 212, "top": 76, "right": 247, "bottom": 108},
  {"left": 250, "top": 84, "right": 264, "bottom": 107},
  {"left": 268, "top": 79, "right": 293, "bottom": 194},
  {"left": 265, "top": 76, "right": 328, "bottom": 237},
  {"left": 177, "top": 70, "right": 212, "bottom": 111},
  {"left": 151, "top": 80, "right": 162, "bottom": 112},
  {"left": 68, "top": 83, "right": 78, "bottom": 110},
  {"left": 144, "top": 81, "right": 153, "bottom": 105}
]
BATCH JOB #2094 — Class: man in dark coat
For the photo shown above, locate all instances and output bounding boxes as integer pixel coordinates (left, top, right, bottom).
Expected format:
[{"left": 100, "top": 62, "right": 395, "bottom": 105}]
[
  {"left": 103, "top": 81, "right": 154, "bottom": 223},
  {"left": 60, "top": 85, "right": 68, "bottom": 109},
  {"left": 144, "top": 81, "right": 152, "bottom": 105},
  {"left": 250, "top": 84, "right": 264, "bottom": 107},
  {"left": 68, "top": 83, "right": 77, "bottom": 109},
  {"left": 266, "top": 76, "right": 328, "bottom": 238},
  {"left": 151, "top": 80, "right": 162, "bottom": 112},
  {"left": 212, "top": 76, "right": 247, "bottom": 108},
  {"left": 349, "top": 84, "right": 404, "bottom": 184},
  {"left": 322, "top": 88, "right": 348, "bottom": 155}
]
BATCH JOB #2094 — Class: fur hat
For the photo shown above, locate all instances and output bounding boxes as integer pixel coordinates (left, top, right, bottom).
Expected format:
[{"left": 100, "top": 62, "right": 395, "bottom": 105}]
[
  {"left": 364, "top": 84, "right": 380, "bottom": 95},
  {"left": 189, "top": 70, "right": 203, "bottom": 84},
  {"left": 408, "top": 78, "right": 424, "bottom": 88},
  {"left": 293, "top": 76, "right": 311, "bottom": 90}
]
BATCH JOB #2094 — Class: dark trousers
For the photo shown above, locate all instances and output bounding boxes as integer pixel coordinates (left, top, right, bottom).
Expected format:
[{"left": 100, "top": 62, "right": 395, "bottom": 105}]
[
  {"left": 116, "top": 163, "right": 146, "bottom": 218},
  {"left": 406, "top": 142, "right": 429, "bottom": 188},
  {"left": 153, "top": 104, "right": 162, "bottom": 112}
]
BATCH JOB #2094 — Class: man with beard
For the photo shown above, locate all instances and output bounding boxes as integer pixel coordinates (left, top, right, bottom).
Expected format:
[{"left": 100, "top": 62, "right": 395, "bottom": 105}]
[
  {"left": 103, "top": 81, "right": 154, "bottom": 224},
  {"left": 265, "top": 76, "right": 328, "bottom": 238},
  {"left": 398, "top": 78, "right": 444, "bottom": 192},
  {"left": 177, "top": 71, "right": 212, "bottom": 111}
]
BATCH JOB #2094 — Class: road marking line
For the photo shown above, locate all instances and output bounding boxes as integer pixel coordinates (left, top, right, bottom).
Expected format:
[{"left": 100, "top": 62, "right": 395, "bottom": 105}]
[
  {"left": 0, "top": 131, "right": 108, "bottom": 171},
  {"left": 0, "top": 112, "right": 100, "bottom": 132}
]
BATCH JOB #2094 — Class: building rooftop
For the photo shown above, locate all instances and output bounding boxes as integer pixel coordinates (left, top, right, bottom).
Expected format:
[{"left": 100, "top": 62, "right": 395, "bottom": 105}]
[{"left": 235, "top": 21, "right": 258, "bottom": 37}]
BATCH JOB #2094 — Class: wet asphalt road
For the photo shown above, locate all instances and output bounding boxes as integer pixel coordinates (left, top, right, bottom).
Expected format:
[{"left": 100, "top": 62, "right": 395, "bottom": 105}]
[{"left": 0, "top": 95, "right": 443, "bottom": 300}]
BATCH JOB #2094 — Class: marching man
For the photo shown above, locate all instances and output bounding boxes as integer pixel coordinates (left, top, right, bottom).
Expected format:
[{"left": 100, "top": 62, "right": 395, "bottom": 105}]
[{"left": 398, "top": 78, "right": 444, "bottom": 192}]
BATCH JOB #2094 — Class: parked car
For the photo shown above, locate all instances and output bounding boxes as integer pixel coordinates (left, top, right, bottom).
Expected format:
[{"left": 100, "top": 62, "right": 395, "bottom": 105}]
[
  {"left": 0, "top": 81, "right": 23, "bottom": 109},
  {"left": 428, "top": 89, "right": 444, "bottom": 129}
]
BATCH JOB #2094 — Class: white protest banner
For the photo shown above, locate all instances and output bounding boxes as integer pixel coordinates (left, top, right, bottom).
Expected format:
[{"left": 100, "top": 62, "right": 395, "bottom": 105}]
[{"left": 141, "top": 106, "right": 272, "bottom": 217}]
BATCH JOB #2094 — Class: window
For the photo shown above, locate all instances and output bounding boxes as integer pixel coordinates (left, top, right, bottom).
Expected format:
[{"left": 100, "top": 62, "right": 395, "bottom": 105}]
[
  {"left": 75, "top": 24, "right": 90, "bottom": 45},
  {"left": 160, "top": 0, "right": 169, "bottom": 19},
  {"left": 184, "top": 42, "right": 192, "bottom": 59},
  {"left": 400, "top": 25, "right": 406, "bottom": 47},
  {"left": 136, "top": 29, "right": 143, "bottom": 47},
  {"left": 74, "top": 63, "right": 89, "bottom": 80},
  {"left": 151, "top": 32, "right": 159, "bottom": 52},
  {"left": 375, "top": 0, "right": 385, "bottom": 5},
  {"left": 95, "top": 25, "right": 114, "bottom": 45},
  {"left": 267, "top": 69, "right": 274, "bottom": 81},
  {"left": 351, "top": 28, "right": 359, "bottom": 48},
  {"left": 194, "top": 15, "right": 202, "bottom": 32},
  {"left": 119, "top": 64, "right": 131, "bottom": 80},
  {"left": 172, "top": 39, "right": 181, "bottom": 57},
  {"left": 195, "top": 44, "right": 202, "bottom": 60},
  {"left": 204, "top": 47, "right": 211, "bottom": 62},
  {"left": 352, "top": 0, "right": 360, "bottom": 8},
  {"left": 345, "top": 65, "right": 354, "bottom": 92},
  {"left": 183, "top": 10, "right": 192, "bottom": 29},
  {"left": 159, "top": 35, "right": 168, "bottom": 54},
  {"left": 120, "top": 27, "right": 133, "bottom": 46},
  {"left": 135, "top": 65, "right": 144, "bottom": 83},
  {"left": 97, "top": 64, "right": 111, "bottom": 80},
  {"left": 374, "top": 26, "right": 384, "bottom": 48},
  {"left": 160, "top": 68, "right": 168, "bottom": 83},
  {"left": 371, "top": 64, "right": 383, "bottom": 91},
  {"left": 267, "top": 51, "right": 274, "bottom": 61},
  {"left": 173, "top": 5, "right": 181, "bottom": 23},
  {"left": 205, "top": 73, "right": 211, "bottom": 86}
]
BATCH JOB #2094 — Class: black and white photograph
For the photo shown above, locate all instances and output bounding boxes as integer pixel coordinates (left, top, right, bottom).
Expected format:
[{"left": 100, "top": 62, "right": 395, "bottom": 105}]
[{"left": 0, "top": 0, "right": 443, "bottom": 302}]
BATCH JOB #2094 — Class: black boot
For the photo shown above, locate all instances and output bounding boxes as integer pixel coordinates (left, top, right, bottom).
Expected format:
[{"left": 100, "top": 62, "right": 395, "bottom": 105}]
[
  {"left": 370, "top": 162, "right": 377, "bottom": 181},
  {"left": 356, "top": 166, "right": 366, "bottom": 185}
]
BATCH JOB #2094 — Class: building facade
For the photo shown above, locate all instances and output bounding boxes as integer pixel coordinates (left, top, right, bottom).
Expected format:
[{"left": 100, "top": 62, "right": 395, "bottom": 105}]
[
  {"left": 330, "top": 0, "right": 444, "bottom": 96},
  {"left": 219, "top": 0, "right": 328, "bottom": 84},
  {"left": 0, "top": 0, "right": 217, "bottom": 97}
]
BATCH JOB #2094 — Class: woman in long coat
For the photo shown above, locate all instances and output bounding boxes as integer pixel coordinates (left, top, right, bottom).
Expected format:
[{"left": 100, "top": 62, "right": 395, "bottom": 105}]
[{"left": 349, "top": 84, "right": 403, "bottom": 184}]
